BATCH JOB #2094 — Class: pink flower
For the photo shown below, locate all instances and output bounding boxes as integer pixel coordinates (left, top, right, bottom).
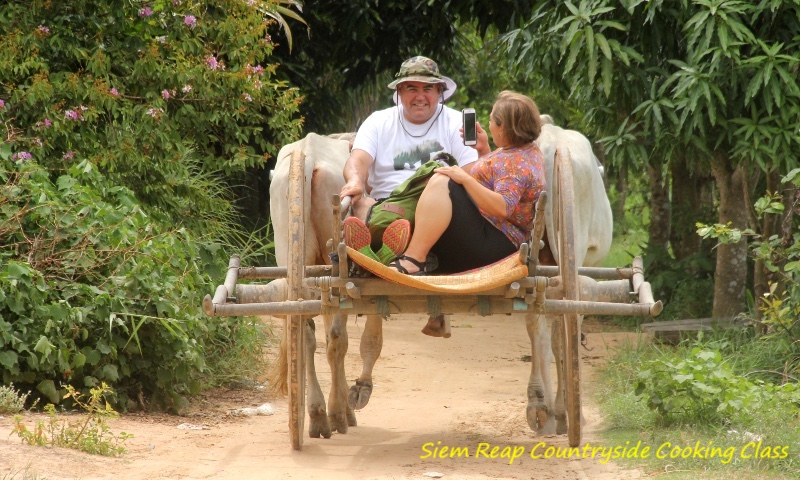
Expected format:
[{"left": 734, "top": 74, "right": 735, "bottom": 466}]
[
  {"left": 38, "top": 26, "right": 50, "bottom": 34},
  {"left": 110, "top": 87, "right": 119, "bottom": 96},
  {"left": 62, "top": 151, "right": 75, "bottom": 161},
  {"left": 139, "top": 7, "right": 153, "bottom": 18},
  {"left": 184, "top": 15, "right": 196, "bottom": 28},
  {"left": 65, "top": 109, "right": 79, "bottom": 120},
  {"left": 12, "top": 152, "right": 32, "bottom": 162},
  {"left": 0, "top": 99, "right": 5, "bottom": 109},
  {"left": 182, "top": 84, "right": 192, "bottom": 93},
  {"left": 173, "top": 0, "right": 181, "bottom": 5},
  {"left": 206, "top": 55, "right": 224, "bottom": 71},
  {"left": 147, "top": 107, "right": 163, "bottom": 118},
  {"left": 244, "top": 93, "right": 253, "bottom": 102},
  {"left": 45, "top": 118, "right": 51, "bottom": 127},
  {"left": 247, "top": 0, "right": 255, "bottom": 5},
  {"left": 162, "top": 89, "right": 170, "bottom": 99}
]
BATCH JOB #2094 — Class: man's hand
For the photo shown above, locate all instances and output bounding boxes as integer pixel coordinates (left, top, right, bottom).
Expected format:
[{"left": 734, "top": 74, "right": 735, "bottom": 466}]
[
  {"left": 340, "top": 148, "right": 374, "bottom": 203},
  {"left": 340, "top": 177, "right": 365, "bottom": 203}
]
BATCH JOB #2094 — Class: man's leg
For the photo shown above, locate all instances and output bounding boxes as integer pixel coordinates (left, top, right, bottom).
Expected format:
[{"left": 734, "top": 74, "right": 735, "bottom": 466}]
[{"left": 352, "top": 197, "right": 376, "bottom": 222}]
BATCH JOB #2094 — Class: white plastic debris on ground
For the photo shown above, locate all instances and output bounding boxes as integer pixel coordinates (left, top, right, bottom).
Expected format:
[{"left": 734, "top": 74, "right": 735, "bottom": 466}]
[
  {"left": 230, "top": 403, "right": 275, "bottom": 416},
  {"left": 177, "top": 423, "right": 210, "bottom": 430}
]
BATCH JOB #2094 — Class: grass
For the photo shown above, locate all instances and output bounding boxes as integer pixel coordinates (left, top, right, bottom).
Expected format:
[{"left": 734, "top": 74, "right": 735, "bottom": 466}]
[
  {"left": 594, "top": 333, "right": 800, "bottom": 479},
  {"left": 2, "top": 467, "right": 50, "bottom": 480}
]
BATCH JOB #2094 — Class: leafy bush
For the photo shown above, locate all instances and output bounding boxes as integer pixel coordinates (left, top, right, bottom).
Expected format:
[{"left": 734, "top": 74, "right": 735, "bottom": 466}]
[
  {"left": 0, "top": 384, "right": 30, "bottom": 414},
  {"left": 0, "top": 0, "right": 301, "bottom": 409},
  {"left": 0, "top": 157, "right": 233, "bottom": 409},
  {"left": 635, "top": 347, "right": 762, "bottom": 424},
  {"left": 634, "top": 344, "right": 800, "bottom": 426},
  {"left": 0, "top": 0, "right": 303, "bottom": 226}
]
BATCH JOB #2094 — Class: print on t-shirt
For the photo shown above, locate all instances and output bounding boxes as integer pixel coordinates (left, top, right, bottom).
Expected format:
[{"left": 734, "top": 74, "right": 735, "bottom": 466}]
[{"left": 393, "top": 140, "right": 444, "bottom": 170}]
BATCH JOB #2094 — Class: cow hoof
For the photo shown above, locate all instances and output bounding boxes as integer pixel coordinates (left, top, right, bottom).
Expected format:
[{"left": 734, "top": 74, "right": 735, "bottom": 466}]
[
  {"left": 555, "top": 414, "right": 567, "bottom": 435},
  {"left": 308, "top": 406, "right": 332, "bottom": 439},
  {"left": 328, "top": 410, "right": 349, "bottom": 434},
  {"left": 348, "top": 379, "right": 373, "bottom": 410},
  {"left": 526, "top": 402, "right": 555, "bottom": 435},
  {"left": 346, "top": 407, "right": 357, "bottom": 427}
]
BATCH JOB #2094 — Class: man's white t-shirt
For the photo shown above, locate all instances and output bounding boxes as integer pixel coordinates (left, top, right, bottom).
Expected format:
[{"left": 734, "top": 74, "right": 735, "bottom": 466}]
[{"left": 352, "top": 104, "right": 479, "bottom": 199}]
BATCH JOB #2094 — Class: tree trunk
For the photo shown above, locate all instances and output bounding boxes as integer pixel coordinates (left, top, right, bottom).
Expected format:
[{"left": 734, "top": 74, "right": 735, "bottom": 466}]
[
  {"left": 709, "top": 153, "right": 749, "bottom": 319},
  {"left": 754, "top": 169, "right": 782, "bottom": 333},
  {"left": 648, "top": 163, "right": 670, "bottom": 251},
  {"left": 612, "top": 163, "right": 627, "bottom": 233},
  {"left": 670, "top": 155, "right": 708, "bottom": 260}
]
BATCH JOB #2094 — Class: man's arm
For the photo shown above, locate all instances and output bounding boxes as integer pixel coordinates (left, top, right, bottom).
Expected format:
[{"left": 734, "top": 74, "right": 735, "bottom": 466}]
[{"left": 340, "top": 148, "right": 374, "bottom": 202}]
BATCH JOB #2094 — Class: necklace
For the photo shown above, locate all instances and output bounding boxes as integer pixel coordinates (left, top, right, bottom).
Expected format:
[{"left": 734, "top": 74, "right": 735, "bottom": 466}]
[{"left": 397, "top": 103, "right": 443, "bottom": 138}]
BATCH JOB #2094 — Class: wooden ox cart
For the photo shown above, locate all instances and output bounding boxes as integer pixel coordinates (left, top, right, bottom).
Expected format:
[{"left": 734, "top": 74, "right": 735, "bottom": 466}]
[{"left": 202, "top": 149, "right": 662, "bottom": 450}]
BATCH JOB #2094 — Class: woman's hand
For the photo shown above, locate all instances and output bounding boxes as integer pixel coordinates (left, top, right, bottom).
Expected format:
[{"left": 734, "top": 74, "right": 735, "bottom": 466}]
[
  {"left": 460, "top": 122, "right": 491, "bottom": 157},
  {"left": 474, "top": 122, "right": 491, "bottom": 157},
  {"left": 433, "top": 165, "right": 472, "bottom": 185}
]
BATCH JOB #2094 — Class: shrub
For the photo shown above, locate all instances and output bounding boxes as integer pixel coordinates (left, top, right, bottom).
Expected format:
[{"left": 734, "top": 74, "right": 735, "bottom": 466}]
[
  {"left": 0, "top": 157, "right": 233, "bottom": 409},
  {"left": 0, "top": 0, "right": 301, "bottom": 409},
  {"left": 0, "top": 0, "right": 303, "bottom": 226},
  {"left": 0, "top": 384, "right": 30, "bottom": 414}
]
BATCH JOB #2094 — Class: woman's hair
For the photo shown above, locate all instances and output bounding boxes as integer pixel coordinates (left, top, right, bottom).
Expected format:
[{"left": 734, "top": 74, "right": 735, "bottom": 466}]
[{"left": 491, "top": 90, "right": 542, "bottom": 146}]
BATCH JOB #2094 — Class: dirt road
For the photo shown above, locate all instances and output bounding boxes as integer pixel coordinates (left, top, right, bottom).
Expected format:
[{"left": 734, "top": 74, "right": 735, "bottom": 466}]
[{"left": 1, "top": 314, "right": 646, "bottom": 479}]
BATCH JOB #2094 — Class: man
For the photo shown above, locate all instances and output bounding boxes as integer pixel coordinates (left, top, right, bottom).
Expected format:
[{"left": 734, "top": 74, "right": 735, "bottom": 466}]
[{"left": 340, "top": 56, "right": 478, "bottom": 221}]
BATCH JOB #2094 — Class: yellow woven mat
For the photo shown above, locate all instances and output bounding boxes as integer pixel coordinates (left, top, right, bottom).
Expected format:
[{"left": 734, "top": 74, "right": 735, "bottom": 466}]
[{"left": 346, "top": 247, "right": 528, "bottom": 293}]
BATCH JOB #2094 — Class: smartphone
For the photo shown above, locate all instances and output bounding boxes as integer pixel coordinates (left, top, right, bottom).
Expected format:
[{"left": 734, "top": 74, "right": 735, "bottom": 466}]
[{"left": 462, "top": 108, "right": 477, "bottom": 146}]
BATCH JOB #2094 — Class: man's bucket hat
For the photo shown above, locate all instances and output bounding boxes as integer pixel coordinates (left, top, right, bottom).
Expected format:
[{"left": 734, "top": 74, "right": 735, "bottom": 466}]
[{"left": 388, "top": 56, "right": 457, "bottom": 103}]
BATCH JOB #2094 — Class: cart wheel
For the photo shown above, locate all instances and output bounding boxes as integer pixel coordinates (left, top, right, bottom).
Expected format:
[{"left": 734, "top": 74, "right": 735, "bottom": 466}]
[
  {"left": 287, "top": 150, "right": 307, "bottom": 450},
  {"left": 555, "top": 148, "right": 581, "bottom": 448}
]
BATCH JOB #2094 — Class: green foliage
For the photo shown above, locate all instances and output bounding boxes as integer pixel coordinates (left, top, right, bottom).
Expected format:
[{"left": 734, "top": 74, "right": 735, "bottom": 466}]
[
  {"left": 0, "top": 383, "right": 30, "bottom": 414},
  {"left": 0, "top": 0, "right": 303, "bottom": 224},
  {"left": 12, "top": 383, "right": 131, "bottom": 456},
  {"left": 0, "top": 0, "right": 297, "bottom": 410},
  {"left": 272, "top": 0, "right": 536, "bottom": 133},
  {"left": 0, "top": 154, "right": 237, "bottom": 409},
  {"left": 634, "top": 347, "right": 770, "bottom": 425},
  {"left": 598, "top": 334, "right": 800, "bottom": 477},
  {"left": 503, "top": 0, "right": 800, "bottom": 173}
]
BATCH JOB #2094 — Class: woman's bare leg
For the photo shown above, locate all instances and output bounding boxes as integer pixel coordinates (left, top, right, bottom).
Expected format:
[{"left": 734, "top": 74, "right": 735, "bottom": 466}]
[{"left": 393, "top": 173, "right": 452, "bottom": 273}]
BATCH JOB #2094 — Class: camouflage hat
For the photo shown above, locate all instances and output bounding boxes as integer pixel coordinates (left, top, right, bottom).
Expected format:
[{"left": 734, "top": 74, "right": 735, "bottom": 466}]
[{"left": 387, "top": 56, "right": 457, "bottom": 102}]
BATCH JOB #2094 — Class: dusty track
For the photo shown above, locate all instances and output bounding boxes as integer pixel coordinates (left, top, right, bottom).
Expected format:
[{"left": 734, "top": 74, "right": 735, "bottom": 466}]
[{"left": 1, "top": 314, "right": 646, "bottom": 479}]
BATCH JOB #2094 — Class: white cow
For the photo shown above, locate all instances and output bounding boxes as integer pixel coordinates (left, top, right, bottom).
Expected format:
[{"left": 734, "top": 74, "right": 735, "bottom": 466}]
[{"left": 267, "top": 123, "right": 612, "bottom": 438}]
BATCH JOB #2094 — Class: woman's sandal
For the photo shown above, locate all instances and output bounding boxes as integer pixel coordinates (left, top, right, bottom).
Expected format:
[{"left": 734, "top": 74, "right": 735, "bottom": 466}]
[{"left": 388, "top": 254, "right": 437, "bottom": 275}]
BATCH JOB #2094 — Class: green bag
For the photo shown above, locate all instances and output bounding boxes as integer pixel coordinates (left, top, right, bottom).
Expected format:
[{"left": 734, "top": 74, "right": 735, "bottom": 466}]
[{"left": 367, "top": 153, "right": 457, "bottom": 251}]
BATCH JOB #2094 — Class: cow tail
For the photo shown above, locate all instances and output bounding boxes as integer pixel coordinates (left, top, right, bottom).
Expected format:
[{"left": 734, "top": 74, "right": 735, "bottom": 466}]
[{"left": 267, "top": 318, "right": 289, "bottom": 397}]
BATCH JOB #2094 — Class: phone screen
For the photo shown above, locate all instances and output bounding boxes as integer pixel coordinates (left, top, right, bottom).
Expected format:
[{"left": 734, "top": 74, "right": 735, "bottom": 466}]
[{"left": 463, "top": 110, "right": 477, "bottom": 145}]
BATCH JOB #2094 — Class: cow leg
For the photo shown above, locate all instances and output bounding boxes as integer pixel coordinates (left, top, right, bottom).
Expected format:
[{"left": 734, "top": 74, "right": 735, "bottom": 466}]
[
  {"left": 348, "top": 314, "right": 382, "bottom": 410},
  {"left": 552, "top": 317, "right": 568, "bottom": 435},
  {"left": 325, "top": 313, "right": 354, "bottom": 433},
  {"left": 305, "top": 319, "right": 332, "bottom": 439},
  {"left": 525, "top": 313, "right": 556, "bottom": 434}
]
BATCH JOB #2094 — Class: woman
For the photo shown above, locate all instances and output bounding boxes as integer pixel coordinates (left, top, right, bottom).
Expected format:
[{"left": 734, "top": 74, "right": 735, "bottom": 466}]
[{"left": 388, "top": 90, "right": 546, "bottom": 275}]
